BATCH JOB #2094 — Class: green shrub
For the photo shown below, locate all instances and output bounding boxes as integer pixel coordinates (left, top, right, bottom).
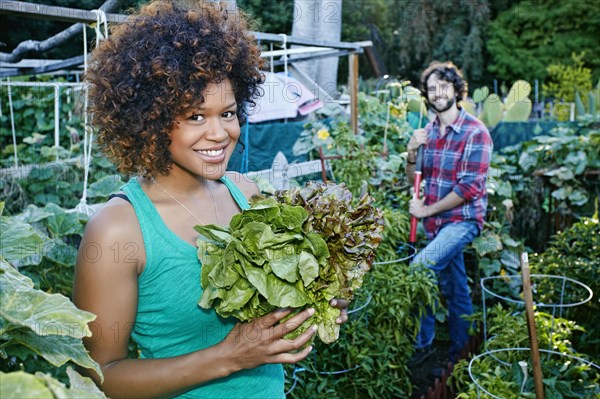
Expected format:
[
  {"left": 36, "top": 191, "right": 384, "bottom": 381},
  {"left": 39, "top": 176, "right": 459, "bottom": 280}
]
[
  {"left": 452, "top": 305, "right": 599, "bottom": 398},
  {"left": 0, "top": 202, "right": 105, "bottom": 398},
  {"left": 285, "top": 261, "right": 438, "bottom": 398},
  {"left": 543, "top": 53, "right": 593, "bottom": 121},
  {"left": 531, "top": 215, "right": 600, "bottom": 358}
]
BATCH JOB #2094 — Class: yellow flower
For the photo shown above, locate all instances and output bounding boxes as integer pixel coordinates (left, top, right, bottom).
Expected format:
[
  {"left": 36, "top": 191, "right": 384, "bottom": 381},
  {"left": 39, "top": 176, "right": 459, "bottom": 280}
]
[
  {"left": 500, "top": 268, "right": 510, "bottom": 283},
  {"left": 317, "top": 129, "right": 330, "bottom": 141}
]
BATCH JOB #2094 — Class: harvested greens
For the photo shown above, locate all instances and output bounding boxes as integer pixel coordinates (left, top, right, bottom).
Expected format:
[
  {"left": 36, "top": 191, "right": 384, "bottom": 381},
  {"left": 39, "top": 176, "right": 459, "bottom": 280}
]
[{"left": 196, "top": 181, "right": 384, "bottom": 343}]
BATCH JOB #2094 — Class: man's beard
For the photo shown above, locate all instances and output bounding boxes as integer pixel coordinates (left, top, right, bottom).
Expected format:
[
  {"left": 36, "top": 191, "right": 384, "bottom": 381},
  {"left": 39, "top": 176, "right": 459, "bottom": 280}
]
[{"left": 430, "top": 97, "right": 456, "bottom": 113}]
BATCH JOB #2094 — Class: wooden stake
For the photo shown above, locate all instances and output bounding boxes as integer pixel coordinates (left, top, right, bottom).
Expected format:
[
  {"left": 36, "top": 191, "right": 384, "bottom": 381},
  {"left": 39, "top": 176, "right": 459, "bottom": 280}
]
[
  {"left": 521, "top": 252, "right": 545, "bottom": 399},
  {"left": 348, "top": 53, "right": 359, "bottom": 135}
]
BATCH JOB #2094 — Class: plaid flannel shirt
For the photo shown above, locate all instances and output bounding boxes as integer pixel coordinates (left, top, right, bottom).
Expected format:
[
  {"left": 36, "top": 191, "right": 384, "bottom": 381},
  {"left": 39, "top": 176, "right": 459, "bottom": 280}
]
[{"left": 421, "top": 108, "right": 493, "bottom": 239}]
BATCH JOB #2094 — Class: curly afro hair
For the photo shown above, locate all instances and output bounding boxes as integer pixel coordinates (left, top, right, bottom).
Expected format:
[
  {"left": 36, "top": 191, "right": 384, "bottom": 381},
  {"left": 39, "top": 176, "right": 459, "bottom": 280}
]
[
  {"left": 86, "top": 0, "right": 264, "bottom": 177},
  {"left": 419, "top": 61, "right": 468, "bottom": 104}
]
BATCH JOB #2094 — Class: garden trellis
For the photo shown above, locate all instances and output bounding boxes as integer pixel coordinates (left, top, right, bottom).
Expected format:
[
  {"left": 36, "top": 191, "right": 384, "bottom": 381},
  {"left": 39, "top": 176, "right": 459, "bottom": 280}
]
[{"left": 1, "top": 0, "right": 372, "bottom": 214}]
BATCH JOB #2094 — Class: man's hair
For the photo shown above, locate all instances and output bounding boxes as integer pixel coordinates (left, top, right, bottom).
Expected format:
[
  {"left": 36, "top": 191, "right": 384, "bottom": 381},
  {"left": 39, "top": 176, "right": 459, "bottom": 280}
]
[
  {"left": 85, "top": 0, "right": 264, "bottom": 177},
  {"left": 419, "top": 61, "right": 468, "bottom": 103}
]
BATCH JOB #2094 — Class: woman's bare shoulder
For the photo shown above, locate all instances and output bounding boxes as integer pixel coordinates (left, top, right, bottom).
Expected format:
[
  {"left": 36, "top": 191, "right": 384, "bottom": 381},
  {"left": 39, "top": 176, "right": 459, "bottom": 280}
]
[
  {"left": 79, "top": 196, "right": 145, "bottom": 271},
  {"left": 224, "top": 171, "right": 260, "bottom": 199}
]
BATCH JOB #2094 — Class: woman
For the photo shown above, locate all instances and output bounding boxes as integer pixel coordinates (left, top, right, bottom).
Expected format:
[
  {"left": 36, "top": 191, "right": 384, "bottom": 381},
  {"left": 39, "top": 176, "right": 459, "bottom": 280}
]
[{"left": 73, "top": 1, "right": 347, "bottom": 398}]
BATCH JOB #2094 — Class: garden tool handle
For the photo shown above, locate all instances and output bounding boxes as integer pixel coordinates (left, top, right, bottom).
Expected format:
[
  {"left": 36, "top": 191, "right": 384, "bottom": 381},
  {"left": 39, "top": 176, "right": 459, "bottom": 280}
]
[
  {"left": 521, "top": 252, "right": 545, "bottom": 399},
  {"left": 409, "top": 146, "right": 424, "bottom": 244}
]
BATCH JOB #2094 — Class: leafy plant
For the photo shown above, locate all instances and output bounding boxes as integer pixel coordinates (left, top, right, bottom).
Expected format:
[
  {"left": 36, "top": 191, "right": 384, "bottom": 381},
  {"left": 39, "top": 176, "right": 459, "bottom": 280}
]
[
  {"left": 0, "top": 202, "right": 104, "bottom": 398},
  {"left": 543, "top": 53, "right": 594, "bottom": 121},
  {"left": 530, "top": 215, "right": 600, "bottom": 359},
  {"left": 285, "top": 261, "right": 438, "bottom": 398},
  {"left": 196, "top": 182, "right": 384, "bottom": 344},
  {"left": 1, "top": 139, "right": 122, "bottom": 216},
  {"left": 452, "top": 305, "right": 599, "bottom": 398},
  {"left": 499, "top": 126, "right": 600, "bottom": 242},
  {"left": 0, "top": 77, "right": 86, "bottom": 151},
  {"left": 461, "top": 80, "right": 533, "bottom": 129}
]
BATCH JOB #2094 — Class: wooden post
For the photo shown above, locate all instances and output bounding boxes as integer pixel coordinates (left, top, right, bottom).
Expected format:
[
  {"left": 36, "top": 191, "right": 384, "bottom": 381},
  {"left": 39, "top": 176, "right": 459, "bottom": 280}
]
[
  {"left": 348, "top": 53, "right": 359, "bottom": 134},
  {"left": 521, "top": 252, "right": 545, "bottom": 399}
]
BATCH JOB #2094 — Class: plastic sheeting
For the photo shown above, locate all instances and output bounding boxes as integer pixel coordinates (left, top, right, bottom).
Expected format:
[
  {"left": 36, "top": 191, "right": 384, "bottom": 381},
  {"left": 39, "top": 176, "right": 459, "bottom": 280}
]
[{"left": 228, "top": 120, "right": 308, "bottom": 173}]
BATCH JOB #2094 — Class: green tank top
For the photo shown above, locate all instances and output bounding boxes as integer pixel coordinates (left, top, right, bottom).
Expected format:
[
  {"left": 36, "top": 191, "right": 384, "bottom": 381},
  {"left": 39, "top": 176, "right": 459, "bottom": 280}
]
[{"left": 122, "top": 176, "right": 284, "bottom": 399}]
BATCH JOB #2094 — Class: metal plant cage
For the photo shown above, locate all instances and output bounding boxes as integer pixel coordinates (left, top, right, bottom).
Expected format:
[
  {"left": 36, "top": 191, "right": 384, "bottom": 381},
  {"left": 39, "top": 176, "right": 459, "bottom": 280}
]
[
  {"left": 480, "top": 274, "right": 593, "bottom": 347},
  {"left": 470, "top": 274, "right": 597, "bottom": 398},
  {"left": 285, "top": 242, "right": 417, "bottom": 394},
  {"left": 468, "top": 348, "right": 600, "bottom": 399}
]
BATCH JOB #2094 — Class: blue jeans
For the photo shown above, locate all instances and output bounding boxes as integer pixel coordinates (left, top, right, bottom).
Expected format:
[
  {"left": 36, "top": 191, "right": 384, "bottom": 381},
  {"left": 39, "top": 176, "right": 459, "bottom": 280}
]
[{"left": 411, "top": 222, "right": 479, "bottom": 357}]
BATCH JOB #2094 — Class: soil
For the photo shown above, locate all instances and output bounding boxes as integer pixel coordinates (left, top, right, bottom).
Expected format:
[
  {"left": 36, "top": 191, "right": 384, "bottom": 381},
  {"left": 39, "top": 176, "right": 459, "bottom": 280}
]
[{"left": 409, "top": 338, "right": 453, "bottom": 399}]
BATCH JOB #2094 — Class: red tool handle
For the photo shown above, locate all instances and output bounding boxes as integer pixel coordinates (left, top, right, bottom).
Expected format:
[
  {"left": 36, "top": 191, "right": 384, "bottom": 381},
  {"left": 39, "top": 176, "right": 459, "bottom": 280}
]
[
  {"left": 409, "top": 146, "right": 424, "bottom": 244},
  {"left": 409, "top": 171, "right": 422, "bottom": 243}
]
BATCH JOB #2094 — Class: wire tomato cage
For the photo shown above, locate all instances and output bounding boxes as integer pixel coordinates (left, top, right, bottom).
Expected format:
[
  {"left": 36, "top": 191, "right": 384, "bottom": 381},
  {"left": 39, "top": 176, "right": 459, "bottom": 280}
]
[
  {"left": 471, "top": 274, "right": 597, "bottom": 398},
  {"left": 468, "top": 348, "right": 600, "bottom": 399}
]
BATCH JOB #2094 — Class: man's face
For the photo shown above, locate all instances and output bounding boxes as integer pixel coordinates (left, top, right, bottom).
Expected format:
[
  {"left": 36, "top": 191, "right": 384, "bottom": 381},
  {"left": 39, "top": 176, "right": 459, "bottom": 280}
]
[{"left": 426, "top": 74, "right": 456, "bottom": 113}]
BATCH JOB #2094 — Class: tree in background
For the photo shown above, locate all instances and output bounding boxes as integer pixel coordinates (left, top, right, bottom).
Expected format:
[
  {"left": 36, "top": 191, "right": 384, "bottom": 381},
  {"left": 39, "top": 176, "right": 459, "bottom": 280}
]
[
  {"left": 487, "top": 0, "right": 600, "bottom": 84},
  {"left": 340, "top": 0, "right": 492, "bottom": 87},
  {"left": 237, "top": 0, "right": 292, "bottom": 35}
]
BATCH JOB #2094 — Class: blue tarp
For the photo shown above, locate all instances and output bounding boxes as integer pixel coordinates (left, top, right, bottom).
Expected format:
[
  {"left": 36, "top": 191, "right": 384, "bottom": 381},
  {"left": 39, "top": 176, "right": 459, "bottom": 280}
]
[
  {"left": 491, "top": 121, "right": 580, "bottom": 150},
  {"left": 227, "top": 120, "right": 308, "bottom": 173}
]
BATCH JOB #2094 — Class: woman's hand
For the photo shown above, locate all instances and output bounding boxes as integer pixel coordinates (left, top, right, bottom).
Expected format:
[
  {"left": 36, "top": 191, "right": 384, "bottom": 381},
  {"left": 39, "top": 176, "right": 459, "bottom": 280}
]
[
  {"left": 219, "top": 308, "right": 317, "bottom": 372},
  {"left": 407, "top": 128, "right": 428, "bottom": 152},
  {"left": 329, "top": 298, "right": 349, "bottom": 324}
]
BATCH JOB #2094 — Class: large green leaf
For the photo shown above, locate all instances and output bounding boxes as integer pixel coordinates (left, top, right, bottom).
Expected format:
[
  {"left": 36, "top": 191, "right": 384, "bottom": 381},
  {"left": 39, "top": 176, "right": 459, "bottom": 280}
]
[
  {"left": 44, "top": 239, "right": 78, "bottom": 267},
  {"left": 473, "top": 86, "right": 490, "bottom": 103},
  {"left": 504, "top": 98, "right": 532, "bottom": 122},
  {"left": 518, "top": 150, "right": 539, "bottom": 172},
  {"left": 472, "top": 233, "right": 503, "bottom": 257},
  {"left": 87, "top": 174, "right": 124, "bottom": 199},
  {"left": 568, "top": 189, "right": 589, "bottom": 206},
  {"left": 7, "top": 328, "right": 101, "bottom": 376},
  {"left": 298, "top": 251, "right": 320, "bottom": 286},
  {"left": 0, "top": 216, "right": 44, "bottom": 266},
  {"left": 480, "top": 94, "right": 503, "bottom": 128},
  {"left": 544, "top": 166, "right": 574, "bottom": 181},
  {"left": 505, "top": 80, "right": 532, "bottom": 108},
  {"left": 0, "top": 371, "right": 53, "bottom": 399},
  {"left": 269, "top": 254, "right": 300, "bottom": 283},
  {"left": 0, "top": 370, "right": 105, "bottom": 399},
  {"left": 66, "top": 367, "right": 106, "bottom": 397},
  {"left": 206, "top": 250, "right": 239, "bottom": 289},
  {"left": 14, "top": 204, "right": 55, "bottom": 224},
  {"left": 0, "top": 259, "right": 95, "bottom": 338},
  {"left": 42, "top": 204, "right": 83, "bottom": 238},
  {"left": 264, "top": 273, "right": 310, "bottom": 308}
]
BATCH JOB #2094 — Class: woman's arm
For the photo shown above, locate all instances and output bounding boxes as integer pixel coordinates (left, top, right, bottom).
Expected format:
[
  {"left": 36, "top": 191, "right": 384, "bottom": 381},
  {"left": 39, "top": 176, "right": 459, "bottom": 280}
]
[{"left": 73, "top": 200, "right": 316, "bottom": 399}]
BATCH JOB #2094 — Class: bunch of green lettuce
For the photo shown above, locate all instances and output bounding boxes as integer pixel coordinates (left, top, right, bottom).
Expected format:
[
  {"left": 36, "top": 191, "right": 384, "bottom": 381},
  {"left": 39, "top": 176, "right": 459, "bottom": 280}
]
[{"left": 196, "top": 182, "right": 384, "bottom": 343}]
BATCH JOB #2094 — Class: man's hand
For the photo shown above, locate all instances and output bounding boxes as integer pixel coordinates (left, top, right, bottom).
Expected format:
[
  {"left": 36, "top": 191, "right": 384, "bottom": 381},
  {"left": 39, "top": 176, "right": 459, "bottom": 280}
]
[
  {"left": 409, "top": 198, "right": 430, "bottom": 218},
  {"left": 407, "top": 128, "right": 428, "bottom": 152}
]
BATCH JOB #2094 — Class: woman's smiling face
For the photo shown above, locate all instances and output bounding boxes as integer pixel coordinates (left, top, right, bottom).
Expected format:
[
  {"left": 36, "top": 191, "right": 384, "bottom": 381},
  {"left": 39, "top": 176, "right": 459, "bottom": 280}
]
[{"left": 167, "top": 79, "right": 240, "bottom": 180}]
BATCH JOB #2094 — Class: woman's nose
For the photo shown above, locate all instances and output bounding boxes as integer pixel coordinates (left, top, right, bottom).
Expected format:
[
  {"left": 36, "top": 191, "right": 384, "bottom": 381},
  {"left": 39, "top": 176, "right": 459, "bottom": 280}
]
[{"left": 204, "top": 117, "right": 228, "bottom": 140}]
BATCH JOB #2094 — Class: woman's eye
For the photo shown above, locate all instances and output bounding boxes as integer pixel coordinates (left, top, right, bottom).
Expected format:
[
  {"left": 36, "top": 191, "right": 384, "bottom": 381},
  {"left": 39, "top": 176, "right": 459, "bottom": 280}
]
[
  {"left": 188, "top": 114, "right": 205, "bottom": 122},
  {"left": 222, "top": 111, "right": 236, "bottom": 118}
]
